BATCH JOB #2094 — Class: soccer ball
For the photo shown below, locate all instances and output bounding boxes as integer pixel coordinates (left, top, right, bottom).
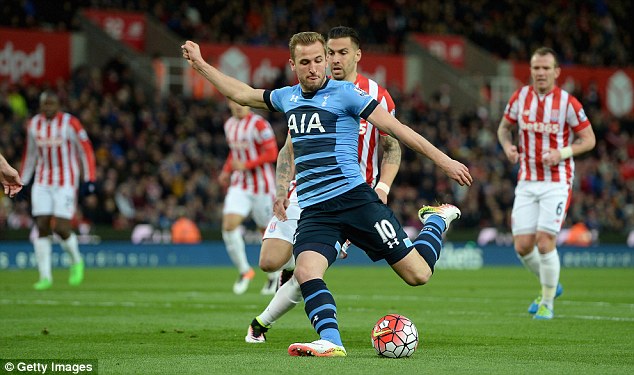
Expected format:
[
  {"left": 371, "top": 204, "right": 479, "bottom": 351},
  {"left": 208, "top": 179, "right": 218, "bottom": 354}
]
[{"left": 371, "top": 313, "right": 419, "bottom": 358}]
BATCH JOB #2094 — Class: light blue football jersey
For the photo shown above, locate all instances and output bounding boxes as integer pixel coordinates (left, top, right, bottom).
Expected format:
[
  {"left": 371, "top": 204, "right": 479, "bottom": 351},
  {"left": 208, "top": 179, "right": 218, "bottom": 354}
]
[{"left": 264, "top": 79, "right": 379, "bottom": 208}]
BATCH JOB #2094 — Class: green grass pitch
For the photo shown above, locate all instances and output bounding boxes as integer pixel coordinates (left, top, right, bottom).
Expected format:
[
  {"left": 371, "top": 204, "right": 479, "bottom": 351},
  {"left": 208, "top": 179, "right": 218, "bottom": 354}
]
[{"left": 1, "top": 266, "right": 632, "bottom": 374}]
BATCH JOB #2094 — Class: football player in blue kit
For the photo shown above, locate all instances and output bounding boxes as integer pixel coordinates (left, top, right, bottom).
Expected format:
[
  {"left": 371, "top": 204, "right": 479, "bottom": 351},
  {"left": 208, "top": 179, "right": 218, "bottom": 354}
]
[{"left": 182, "top": 31, "right": 472, "bottom": 357}]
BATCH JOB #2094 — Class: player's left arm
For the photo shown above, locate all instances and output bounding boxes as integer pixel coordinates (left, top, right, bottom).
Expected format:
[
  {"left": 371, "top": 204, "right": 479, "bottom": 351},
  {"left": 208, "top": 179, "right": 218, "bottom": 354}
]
[
  {"left": 374, "top": 92, "right": 400, "bottom": 203},
  {"left": 70, "top": 117, "right": 97, "bottom": 183},
  {"left": 544, "top": 126, "right": 596, "bottom": 166},
  {"left": 375, "top": 134, "right": 400, "bottom": 203},
  {"left": 366, "top": 105, "right": 472, "bottom": 186},
  {"left": 543, "top": 100, "right": 596, "bottom": 166}
]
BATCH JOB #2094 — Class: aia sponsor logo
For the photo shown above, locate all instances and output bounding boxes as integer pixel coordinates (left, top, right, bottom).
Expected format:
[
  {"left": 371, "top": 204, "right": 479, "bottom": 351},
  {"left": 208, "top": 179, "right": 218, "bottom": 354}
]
[{"left": 287, "top": 112, "right": 326, "bottom": 134}]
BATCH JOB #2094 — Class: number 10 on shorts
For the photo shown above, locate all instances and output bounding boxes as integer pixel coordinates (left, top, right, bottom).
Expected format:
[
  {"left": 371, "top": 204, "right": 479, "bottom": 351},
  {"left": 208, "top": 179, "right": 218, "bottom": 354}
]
[{"left": 374, "top": 220, "right": 400, "bottom": 249}]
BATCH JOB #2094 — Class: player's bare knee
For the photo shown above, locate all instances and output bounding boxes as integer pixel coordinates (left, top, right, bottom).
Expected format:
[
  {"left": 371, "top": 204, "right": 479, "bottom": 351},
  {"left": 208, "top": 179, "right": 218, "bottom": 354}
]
[
  {"left": 536, "top": 239, "right": 556, "bottom": 254},
  {"left": 221, "top": 222, "right": 238, "bottom": 232},
  {"left": 258, "top": 256, "right": 280, "bottom": 272},
  {"left": 514, "top": 238, "right": 535, "bottom": 255},
  {"left": 403, "top": 270, "right": 431, "bottom": 286},
  {"left": 413, "top": 270, "right": 432, "bottom": 286},
  {"left": 292, "top": 266, "right": 316, "bottom": 284}
]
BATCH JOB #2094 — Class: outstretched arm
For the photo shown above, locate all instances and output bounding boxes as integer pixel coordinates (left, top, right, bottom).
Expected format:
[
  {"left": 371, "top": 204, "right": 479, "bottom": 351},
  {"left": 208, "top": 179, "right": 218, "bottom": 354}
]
[
  {"left": 367, "top": 106, "right": 472, "bottom": 186},
  {"left": 0, "top": 153, "right": 23, "bottom": 198},
  {"left": 181, "top": 41, "right": 268, "bottom": 110}
]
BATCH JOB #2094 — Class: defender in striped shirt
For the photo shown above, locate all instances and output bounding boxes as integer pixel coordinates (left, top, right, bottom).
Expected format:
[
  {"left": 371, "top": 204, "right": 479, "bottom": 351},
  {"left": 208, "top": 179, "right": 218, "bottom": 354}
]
[
  {"left": 219, "top": 100, "right": 279, "bottom": 295},
  {"left": 21, "top": 91, "right": 97, "bottom": 290},
  {"left": 498, "top": 47, "right": 596, "bottom": 320},
  {"left": 182, "top": 32, "right": 471, "bottom": 357}
]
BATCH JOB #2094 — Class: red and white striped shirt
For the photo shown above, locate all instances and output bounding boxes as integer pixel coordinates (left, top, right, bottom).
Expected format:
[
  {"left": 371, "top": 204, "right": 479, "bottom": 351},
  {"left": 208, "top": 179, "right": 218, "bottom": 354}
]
[
  {"left": 355, "top": 73, "right": 396, "bottom": 186},
  {"left": 504, "top": 85, "right": 591, "bottom": 184},
  {"left": 20, "top": 112, "right": 96, "bottom": 188},
  {"left": 223, "top": 112, "right": 277, "bottom": 194}
]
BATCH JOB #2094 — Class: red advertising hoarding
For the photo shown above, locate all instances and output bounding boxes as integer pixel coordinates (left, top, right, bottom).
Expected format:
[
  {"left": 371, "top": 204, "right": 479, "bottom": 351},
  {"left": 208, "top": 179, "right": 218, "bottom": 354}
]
[
  {"left": 512, "top": 62, "right": 634, "bottom": 117},
  {"left": 83, "top": 9, "right": 146, "bottom": 51},
  {"left": 0, "top": 27, "right": 71, "bottom": 84},
  {"left": 186, "top": 43, "right": 405, "bottom": 99}
]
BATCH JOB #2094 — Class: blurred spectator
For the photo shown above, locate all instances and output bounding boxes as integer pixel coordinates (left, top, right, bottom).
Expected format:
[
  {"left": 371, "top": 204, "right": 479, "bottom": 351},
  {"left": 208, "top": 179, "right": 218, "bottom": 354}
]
[
  {"left": 171, "top": 206, "right": 202, "bottom": 244},
  {"left": 563, "top": 222, "right": 593, "bottom": 247}
]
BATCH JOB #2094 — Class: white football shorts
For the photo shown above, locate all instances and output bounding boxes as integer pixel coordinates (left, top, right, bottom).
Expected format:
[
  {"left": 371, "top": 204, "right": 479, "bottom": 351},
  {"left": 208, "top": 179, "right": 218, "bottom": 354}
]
[
  {"left": 31, "top": 183, "right": 77, "bottom": 219},
  {"left": 511, "top": 181, "right": 571, "bottom": 236},
  {"left": 262, "top": 201, "right": 302, "bottom": 243},
  {"left": 222, "top": 186, "right": 274, "bottom": 228}
]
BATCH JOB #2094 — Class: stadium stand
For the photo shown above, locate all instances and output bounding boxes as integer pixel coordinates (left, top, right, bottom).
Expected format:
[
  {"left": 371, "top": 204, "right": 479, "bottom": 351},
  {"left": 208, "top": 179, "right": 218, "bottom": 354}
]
[{"left": 1, "top": 1, "right": 630, "bottom": 66}]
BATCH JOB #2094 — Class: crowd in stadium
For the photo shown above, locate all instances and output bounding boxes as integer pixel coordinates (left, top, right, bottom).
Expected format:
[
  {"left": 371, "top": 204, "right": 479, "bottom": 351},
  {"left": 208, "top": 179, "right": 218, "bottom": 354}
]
[
  {"left": 0, "top": 0, "right": 632, "bottom": 238},
  {"left": 2, "top": 0, "right": 631, "bottom": 67}
]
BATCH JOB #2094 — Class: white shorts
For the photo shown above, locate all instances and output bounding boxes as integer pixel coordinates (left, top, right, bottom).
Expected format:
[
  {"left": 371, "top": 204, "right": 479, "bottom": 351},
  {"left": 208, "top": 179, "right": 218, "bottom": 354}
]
[
  {"left": 31, "top": 183, "right": 77, "bottom": 219},
  {"left": 223, "top": 186, "right": 274, "bottom": 228},
  {"left": 512, "top": 181, "right": 571, "bottom": 236},
  {"left": 262, "top": 201, "right": 302, "bottom": 243}
]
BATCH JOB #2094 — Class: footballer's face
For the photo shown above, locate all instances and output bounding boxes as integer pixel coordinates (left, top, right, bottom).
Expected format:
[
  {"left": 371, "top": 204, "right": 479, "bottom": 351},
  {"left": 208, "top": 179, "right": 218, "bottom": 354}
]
[
  {"left": 327, "top": 37, "right": 361, "bottom": 83},
  {"left": 227, "top": 100, "right": 250, "bottom": 119},
  {"left": 40, "top": 95, "right": 60, "bottom": 119},
  {"left": 530, "top": 53, "right": 560, "bottom": 95},
  {"left": 290, "top": 41, "right": 327, "bottom": 93}
]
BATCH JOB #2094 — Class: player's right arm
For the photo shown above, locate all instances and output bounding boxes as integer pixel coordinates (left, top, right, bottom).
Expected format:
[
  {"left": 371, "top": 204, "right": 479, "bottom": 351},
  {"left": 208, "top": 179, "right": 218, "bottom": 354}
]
[
  {"left": 219, "top": 154, "right": 232, "bottom": 188},
  {"left": 273, "top": 134, "right": 295, "bottom": 221},
  {"left": 497, "top": 91, "right": 520, "bottom": 164},
  {"left": 181, "top": 41, "right": 268, "bottom": 110},
  {"left": 497, "top": 117, "right": 519, "bottom": 164}
]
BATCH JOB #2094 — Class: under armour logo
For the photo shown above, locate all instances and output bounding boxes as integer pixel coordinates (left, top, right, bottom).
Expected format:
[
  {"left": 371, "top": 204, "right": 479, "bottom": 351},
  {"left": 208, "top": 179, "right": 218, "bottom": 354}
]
[
  {"left": 321, "top": 94, "right": 330, "bottom": 106},
  {"left": 386, "top": 238, "right": 400, "bottom": 249},
  {"left": 290, "top": 95, "right": 299, "bottom": 102},
  {"left": 312, "top": 314, "right": 319, "bottom": 325}
]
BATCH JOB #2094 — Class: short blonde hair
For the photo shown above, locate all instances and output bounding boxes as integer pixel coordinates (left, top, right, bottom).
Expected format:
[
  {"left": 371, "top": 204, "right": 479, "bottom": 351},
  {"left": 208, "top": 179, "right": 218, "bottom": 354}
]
[
  {"left": 288, "top": 32, "right": 327, "bottom": 61},
  {"left": 532, "top": 47, "right": 559, "bottom": 67}
]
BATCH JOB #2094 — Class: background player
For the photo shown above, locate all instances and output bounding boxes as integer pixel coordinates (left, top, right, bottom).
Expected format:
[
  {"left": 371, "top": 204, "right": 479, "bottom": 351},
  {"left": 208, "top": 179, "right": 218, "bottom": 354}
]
[
  {"left": 20, "top": 91, "right": 97, "bottom": 290},
  {"left": 246, "top": 26, "right": 401, "bottom": 343},
  {"left": 219, "top": 100, "right": 280, "bottom": 295},
  {"left": 497, "top": 47, "right": 596, "bottom": 319}
]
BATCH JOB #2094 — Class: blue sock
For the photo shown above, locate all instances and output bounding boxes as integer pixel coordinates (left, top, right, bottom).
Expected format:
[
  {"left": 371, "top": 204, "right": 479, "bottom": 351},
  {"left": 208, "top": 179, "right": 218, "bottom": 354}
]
[
  {"left": 412, "top": 215, "right": 445, "bottom": 272},
  {"left": 300, "top": 278, "right": 342, "bottom": 346}
]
